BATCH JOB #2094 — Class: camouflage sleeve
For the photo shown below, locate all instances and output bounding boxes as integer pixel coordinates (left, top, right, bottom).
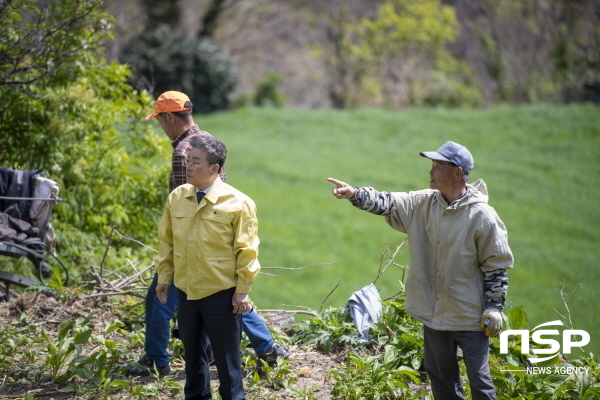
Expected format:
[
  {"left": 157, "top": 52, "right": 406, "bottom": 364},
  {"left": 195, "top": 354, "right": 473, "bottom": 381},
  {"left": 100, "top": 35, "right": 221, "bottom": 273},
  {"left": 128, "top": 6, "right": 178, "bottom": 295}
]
[
  {"left": 349, "top": 187, "right": 395, "bottom": 216},
  {"left": 484, "top": 269, "right": 508, "bottom": 310}
]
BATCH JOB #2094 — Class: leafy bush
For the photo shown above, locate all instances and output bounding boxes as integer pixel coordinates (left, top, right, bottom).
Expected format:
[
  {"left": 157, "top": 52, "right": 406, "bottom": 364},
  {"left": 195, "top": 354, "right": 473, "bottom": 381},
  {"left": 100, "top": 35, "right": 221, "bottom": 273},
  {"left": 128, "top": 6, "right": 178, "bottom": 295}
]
[
  {"left": 0, "top": 0, "right": 170, "bottom": 279},
  {"left": 370, "top": 297, "right": 424, "bottom": 372},
  {"left": 287, "top": 306, "right": 359, "bottom": 353},
  {"left": 330, "top": 353, "right": 423, "bottom": 400},
  {"left": 287, "top": 291, "right": 600, "bottom": 400},
  {"left": 120, "top": 26, "right": 238, "bottom": 114},
  {"left": 488, "top": 306, "right": 600, "bottom": 399},
  {"left": 254, "top": 73, "right": 286, "bottom": 108}
]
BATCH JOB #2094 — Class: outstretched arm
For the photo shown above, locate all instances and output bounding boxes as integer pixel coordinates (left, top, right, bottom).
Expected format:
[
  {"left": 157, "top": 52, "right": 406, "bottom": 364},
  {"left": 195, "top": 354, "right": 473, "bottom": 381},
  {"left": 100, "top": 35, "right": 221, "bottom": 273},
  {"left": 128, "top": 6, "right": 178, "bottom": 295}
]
[
  {"left": 327, "top": 178, "right": 356, "bottom": 199},
  {"left": 328, "top": 178, "right": 398, "bottom": 217}
]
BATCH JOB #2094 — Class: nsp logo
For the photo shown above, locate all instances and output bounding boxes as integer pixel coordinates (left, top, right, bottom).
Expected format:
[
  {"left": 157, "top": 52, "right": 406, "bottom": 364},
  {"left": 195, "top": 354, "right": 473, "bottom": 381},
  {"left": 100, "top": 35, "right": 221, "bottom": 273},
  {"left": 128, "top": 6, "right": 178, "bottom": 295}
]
[{"left": 499, "top": 320, "right": 590, "bottom": 363}]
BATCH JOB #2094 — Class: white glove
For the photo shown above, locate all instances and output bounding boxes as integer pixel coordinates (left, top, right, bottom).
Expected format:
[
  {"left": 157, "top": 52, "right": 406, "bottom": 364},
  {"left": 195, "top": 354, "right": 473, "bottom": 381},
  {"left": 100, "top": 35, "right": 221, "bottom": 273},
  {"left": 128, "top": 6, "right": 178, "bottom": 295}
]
[{"left": 481, "top": 307, "right": 502, "bottom": 337}]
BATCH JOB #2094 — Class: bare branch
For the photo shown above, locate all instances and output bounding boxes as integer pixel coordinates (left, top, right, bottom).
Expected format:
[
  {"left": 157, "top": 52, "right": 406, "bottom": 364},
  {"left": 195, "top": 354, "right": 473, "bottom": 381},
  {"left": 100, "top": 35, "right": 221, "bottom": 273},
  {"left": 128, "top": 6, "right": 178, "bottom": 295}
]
[
  {"left": 319, "top": 278, "right": 342, "bottom": 313},
  {"left": 111, "top": 228, "right": 158, "bottom": 253},
  {"left": 257, "top": 309, "right": 317, "bottom": 317},
  {"left": 99, "top": 227, "right": 116, "bottom": 277},
  {"left": 280, "top": 304, "right": 314, "bottom": 311},
  {"left": 259, "top": 272, "right": 280, "bottom": 277},
  {"left": 383, "top": 290, "right": 404, "bottom": 302},
  {"left": 262, "top": 262, "right": 336, "bottom": 270},
  {"left": 84, "top": 289, "right": 146, "bottom": 299},
  {"left": 373, "top": 240, "right": 406, "bottom": 285}
]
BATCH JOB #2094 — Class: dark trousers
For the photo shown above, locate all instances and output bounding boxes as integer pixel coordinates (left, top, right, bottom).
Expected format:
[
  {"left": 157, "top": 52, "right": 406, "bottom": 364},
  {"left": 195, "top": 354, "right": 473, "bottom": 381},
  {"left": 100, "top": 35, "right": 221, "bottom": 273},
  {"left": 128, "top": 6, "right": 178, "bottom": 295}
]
[
  {"left": 424, "top": 326, "right": 496, "bottom": 400},
  {"left": 144, "top": 273, "right": 273, "bottom": 365},
  {"left": 178, "top": 287, "right": 244, "bottom": 400}
]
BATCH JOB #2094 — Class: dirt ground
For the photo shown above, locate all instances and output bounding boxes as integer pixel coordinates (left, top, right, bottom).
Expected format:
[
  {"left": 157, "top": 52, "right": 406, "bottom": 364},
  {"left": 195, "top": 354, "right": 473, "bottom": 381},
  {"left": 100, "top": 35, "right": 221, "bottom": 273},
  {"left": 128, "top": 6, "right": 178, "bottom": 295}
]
[{"left": 0, "top": 292, "right": 344, "bottom": 399}]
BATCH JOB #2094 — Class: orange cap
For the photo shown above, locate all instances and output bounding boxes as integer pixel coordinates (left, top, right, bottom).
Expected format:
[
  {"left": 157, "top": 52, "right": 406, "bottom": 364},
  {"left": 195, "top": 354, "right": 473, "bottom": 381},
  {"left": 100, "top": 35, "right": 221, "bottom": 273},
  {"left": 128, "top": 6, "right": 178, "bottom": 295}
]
[{"left": 145, "top": 91, "right": 193, "bottom": 120}]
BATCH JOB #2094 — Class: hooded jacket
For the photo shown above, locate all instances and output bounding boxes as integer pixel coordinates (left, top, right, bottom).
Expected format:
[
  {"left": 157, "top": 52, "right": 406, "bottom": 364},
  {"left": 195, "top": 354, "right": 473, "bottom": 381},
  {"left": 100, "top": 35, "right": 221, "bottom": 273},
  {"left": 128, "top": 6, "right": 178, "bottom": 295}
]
[{"left": 351, "top": 179, "right": 513, "bottom": 331}]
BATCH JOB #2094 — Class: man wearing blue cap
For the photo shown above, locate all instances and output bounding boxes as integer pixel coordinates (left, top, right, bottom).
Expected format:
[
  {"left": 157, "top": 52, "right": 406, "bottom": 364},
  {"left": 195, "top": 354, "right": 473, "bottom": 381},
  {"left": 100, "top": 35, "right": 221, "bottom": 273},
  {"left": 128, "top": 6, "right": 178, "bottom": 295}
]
[{"left": 327, "top": 141, "right": 513, "bottom": 400}]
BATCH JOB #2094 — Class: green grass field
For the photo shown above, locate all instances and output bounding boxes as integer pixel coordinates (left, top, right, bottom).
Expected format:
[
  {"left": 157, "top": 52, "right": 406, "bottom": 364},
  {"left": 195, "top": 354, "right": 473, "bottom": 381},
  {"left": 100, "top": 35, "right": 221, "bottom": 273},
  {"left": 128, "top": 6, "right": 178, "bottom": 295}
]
[{"left": 149, "top": 103, "right": 600, "bottom": 355}]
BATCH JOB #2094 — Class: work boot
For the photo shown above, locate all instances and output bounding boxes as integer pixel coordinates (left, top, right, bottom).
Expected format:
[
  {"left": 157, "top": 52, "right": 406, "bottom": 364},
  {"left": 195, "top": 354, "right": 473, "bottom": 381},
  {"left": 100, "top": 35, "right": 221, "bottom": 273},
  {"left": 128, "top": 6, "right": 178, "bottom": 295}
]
[
  {"left": 126, "top": 354, "right": 171, "bottom": 377},
  {"left": 258, "top": 344, "right": 290, "bottom": 366}
]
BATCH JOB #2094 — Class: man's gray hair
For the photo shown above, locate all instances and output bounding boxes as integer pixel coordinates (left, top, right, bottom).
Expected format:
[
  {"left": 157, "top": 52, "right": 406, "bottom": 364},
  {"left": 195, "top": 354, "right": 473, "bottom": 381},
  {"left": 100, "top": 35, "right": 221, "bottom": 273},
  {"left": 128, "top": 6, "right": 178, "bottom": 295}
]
[
  {"left": 462, "top": 171, "right": 469, "bottom": 183},
  {"left": 189, "top": 135, "right": 227, "bottom": 169}
]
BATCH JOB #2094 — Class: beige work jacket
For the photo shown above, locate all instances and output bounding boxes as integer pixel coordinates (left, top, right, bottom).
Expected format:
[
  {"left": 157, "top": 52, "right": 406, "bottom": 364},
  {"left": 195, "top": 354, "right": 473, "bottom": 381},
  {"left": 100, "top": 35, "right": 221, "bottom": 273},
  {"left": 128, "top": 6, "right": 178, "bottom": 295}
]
[{"left": 385, "top": 180, "right": 513, "bottom": 331}]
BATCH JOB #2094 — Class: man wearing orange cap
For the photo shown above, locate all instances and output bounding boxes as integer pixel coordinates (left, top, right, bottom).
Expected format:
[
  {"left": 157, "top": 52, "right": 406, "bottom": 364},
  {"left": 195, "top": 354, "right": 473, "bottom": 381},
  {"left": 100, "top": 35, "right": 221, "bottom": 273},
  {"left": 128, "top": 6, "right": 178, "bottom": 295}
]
[{"left": 127, "top": 91, "right": 288, "bottom": 378}]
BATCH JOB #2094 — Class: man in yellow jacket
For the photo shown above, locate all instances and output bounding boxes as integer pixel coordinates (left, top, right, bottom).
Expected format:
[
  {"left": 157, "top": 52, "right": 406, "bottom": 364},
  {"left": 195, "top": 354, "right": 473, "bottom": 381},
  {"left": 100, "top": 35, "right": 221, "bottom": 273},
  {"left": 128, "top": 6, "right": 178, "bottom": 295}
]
[{"left": 155, "top": 134, "right": 260, "bottom": 400}]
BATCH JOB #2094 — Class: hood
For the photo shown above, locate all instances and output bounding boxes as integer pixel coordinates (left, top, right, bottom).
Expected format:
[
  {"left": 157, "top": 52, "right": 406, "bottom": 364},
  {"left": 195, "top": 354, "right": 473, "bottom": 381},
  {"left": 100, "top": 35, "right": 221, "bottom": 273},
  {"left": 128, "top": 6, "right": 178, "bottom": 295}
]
[{"left": 442, "top": 179, "right": 489, "bottom": 210}]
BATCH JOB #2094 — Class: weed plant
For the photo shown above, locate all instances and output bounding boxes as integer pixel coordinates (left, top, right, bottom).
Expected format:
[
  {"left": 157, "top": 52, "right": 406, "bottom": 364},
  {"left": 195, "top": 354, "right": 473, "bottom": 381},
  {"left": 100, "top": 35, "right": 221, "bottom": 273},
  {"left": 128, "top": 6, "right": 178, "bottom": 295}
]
[
  {"left": 290, "top": 296, "right": 600, "bottom": 399},
  {"left": 287, "top": 306, "right": 359, "bottom": 352},
  {"left": 1, "top": 278, "right": 600, "bottom": 399}
]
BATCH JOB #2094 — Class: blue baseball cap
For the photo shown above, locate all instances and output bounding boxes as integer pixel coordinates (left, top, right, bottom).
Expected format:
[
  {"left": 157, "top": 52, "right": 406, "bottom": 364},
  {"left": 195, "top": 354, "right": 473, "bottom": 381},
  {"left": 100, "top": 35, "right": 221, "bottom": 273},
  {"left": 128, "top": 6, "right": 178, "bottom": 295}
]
[{"left": 420, "top": 141, "right": 474, "bottom": 174}]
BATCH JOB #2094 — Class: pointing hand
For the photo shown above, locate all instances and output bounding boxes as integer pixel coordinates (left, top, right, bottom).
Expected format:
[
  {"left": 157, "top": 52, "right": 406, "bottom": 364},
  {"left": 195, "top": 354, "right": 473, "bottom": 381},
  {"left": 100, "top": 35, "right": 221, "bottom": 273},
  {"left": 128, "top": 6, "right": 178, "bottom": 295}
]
[{"left": 327, "top": 178, "right": 356, "bottom": 200}]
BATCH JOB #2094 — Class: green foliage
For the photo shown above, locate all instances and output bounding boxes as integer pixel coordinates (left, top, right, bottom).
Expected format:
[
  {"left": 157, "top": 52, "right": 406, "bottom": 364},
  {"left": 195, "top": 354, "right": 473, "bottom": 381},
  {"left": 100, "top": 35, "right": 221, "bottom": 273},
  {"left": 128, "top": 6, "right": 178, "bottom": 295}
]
[
  {"left": 289, "top": 297, "right": 427, "bottom": 399},
  {"left": 0, "top": 0, "right": 112, "bottom": 88},
  {"left": 120, "top": 26, "right": 238, "bottom": 114},
  {"left": 42, "top": 314, "right": 95, "bottom": 383},
  {"left": 421, "top": 52, "right": 483, "bottom": 108},
  {"left": 249, "top": 358, "right": 297, "bottom": 390},
  {"left": 288, "top": 307, "right": 359, "bottom": 353},
  {"left": 330, "top": 0, "right": 480, "bottom": 108},
  {"left": 286, "top": 292, "right": 600, "bottom": 400},
  {"left": 370, "top": 298, "right": 424, "bottom": 372},
  {"left": 330, "top": 353, "right": 423, "bottom": 400},
  {"left": 0, "top": 0, "right": 170, "bottom": 277},
  {"left": 362, "top": 0, "right": 459, "bottom": 57},
  {"left": 0, "top": 314, "right": 44, "bottom": 377},
  {"left": 477, "top": 25, "right": 506, "bottom": 100},
  {"left": 254, "top": 72, "right": 286, "bottom": 108},
  {"left": 1, "top": 309, "right": 181, "bottom": 398},
  {"left": 481, "top": 304, "right": 600, "bottom": 399}
]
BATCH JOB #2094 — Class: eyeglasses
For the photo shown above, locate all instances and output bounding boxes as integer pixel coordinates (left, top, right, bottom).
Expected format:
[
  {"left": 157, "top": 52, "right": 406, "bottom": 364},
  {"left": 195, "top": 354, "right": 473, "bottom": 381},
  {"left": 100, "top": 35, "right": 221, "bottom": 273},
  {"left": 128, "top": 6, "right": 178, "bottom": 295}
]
[{"left": 181, "top": 158, "right": 211, "bottom": 168}]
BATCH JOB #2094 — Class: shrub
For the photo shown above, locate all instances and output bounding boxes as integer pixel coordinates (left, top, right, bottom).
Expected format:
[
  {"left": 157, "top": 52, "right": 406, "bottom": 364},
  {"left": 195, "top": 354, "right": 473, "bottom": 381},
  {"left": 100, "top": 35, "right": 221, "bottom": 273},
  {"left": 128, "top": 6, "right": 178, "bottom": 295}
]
[
  {"left": 254, "top": 72, "right": 286, "bottom": 108},
  {"left": 120, "top": 26, "right": 238, "bottom": 114}
]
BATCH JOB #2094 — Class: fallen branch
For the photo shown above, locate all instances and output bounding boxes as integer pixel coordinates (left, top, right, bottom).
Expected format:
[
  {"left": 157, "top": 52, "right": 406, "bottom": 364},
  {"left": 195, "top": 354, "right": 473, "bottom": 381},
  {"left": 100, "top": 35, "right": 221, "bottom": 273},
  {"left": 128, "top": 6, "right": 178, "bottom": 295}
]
[
  {"left": 99, "top": 226, "right": 116, "bottom": 277},
  {"left": 84, "top": 289, "right": 146, "bottom": 299},
  {"left": 280, "top": 304, "right": 313, "bottom": 310},
  {"left": 257, "top": 309, "right": 317, "bottom": 316}
]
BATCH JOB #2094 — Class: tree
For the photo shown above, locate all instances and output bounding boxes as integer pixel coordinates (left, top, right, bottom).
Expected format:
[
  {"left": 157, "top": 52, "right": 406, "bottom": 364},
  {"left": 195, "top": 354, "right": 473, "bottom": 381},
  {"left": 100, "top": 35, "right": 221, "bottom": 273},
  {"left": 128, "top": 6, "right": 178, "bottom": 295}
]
[
  {"left": 548, "top": 0, "right": 600, "bottom": 102},
  {"left": 0, "top": 0, "right": 109, "bottom": 89},
  {"left": 319, "top": 0, "right": 480, "bottom": 108},
  {"left": 0, "top": 0, "right": 169, "bottom": 277},
  {"left": 119, "top": 0, "right": 238, "bottom": 113},
  {"left": 323, "top": 0, "right": 365, "bottom": 109},
  {"left": 120, "top": 27, "right": 238, "bottom": 114},
  {"left": 358, "top": 0, "right": 480, "bottom": 107}
]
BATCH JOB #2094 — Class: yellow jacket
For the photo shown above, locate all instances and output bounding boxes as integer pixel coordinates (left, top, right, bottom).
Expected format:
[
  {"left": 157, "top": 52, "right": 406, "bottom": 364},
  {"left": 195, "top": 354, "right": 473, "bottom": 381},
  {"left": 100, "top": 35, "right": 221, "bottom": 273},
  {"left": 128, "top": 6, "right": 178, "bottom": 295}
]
[{"left": 156, "top": 177, "right": 260, "bottom": 300}]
